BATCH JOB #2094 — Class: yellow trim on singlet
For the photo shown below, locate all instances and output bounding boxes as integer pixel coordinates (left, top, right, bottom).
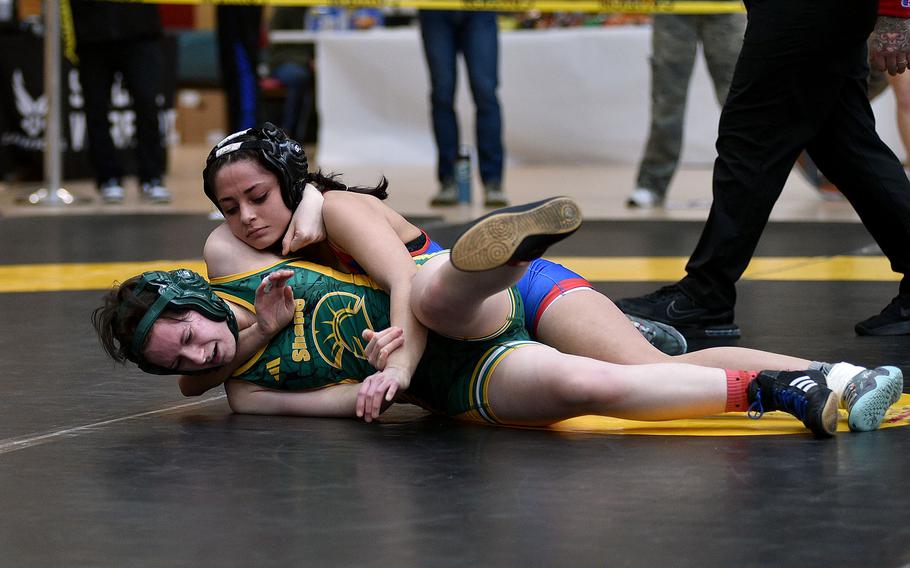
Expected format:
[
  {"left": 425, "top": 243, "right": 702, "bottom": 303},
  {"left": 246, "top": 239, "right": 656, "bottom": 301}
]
[
  {"left": 441, "top": 287, "right": 521, "bottom": 342},
  {"left": 232, "top": 344, "right": 269, "bottom": 377},
  {"left": 208, "top": 257, "right": 382, "bottom": 290},
  {"left": 214, "top": 291, "right": 256, "bottom": 314}
]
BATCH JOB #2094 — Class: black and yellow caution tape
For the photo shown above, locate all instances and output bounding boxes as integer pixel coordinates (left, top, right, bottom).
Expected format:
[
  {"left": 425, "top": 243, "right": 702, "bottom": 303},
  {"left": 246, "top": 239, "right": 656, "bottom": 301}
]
[
  {"left": 102, "top": 0, "right": 745, "bottom": 14},
  {"left": 60, "top": 0, "right": 79, "bottom": 65}
]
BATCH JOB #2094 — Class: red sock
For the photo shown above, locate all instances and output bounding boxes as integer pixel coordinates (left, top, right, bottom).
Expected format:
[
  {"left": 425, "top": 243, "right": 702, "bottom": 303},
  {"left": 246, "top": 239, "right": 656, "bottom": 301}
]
[{"left": 725, "top": 370, "right": 757, "bottom": 412}]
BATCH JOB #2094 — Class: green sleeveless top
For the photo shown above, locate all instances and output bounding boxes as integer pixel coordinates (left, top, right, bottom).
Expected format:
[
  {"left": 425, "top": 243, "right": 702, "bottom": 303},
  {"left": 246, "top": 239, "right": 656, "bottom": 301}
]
[
  {"left": 210, "top": 258, "right": 393, "bottom": 390},
  {"left": 209, "top": 256, "right": 534, "bottom": 419}
]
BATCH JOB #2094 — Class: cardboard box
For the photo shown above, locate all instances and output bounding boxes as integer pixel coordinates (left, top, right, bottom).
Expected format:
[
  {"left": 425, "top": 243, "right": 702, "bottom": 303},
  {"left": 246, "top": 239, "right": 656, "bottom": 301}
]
[{"left": 175, "top": 88, "right": 226, "bottom": 145}]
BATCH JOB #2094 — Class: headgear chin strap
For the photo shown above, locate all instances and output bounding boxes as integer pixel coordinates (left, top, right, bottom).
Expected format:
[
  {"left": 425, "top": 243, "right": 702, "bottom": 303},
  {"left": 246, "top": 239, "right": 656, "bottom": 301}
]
[
  {"left": 203, "top": 122, "right": 309, "bottom": 211},
  {"left": 127, "top": 269, "right": 239, "bottom": 376}
]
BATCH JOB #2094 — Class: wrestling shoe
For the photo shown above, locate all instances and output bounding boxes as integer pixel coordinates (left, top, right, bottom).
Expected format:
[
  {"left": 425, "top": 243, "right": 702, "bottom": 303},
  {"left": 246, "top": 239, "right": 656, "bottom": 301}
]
[
  {"left": 99, "top": 178, "right": 125, "bottom": 204},
  {"left": 430, "top": 183, "right": 458, "bottom": 207},
  {"left": 747, "top": 370, "right": 838, "bottom": 438},
  {"left": 828, "top": 363, "right": 904, "bottom": 432},
  {"left": 615, "top": 284, "right": 740, "bottom": 339},
  {"left": 450, "top": 196, "right": 582, "bottom": 272},
  {"left": 854, "top": 294, "right": 910, "bottom": 336},
  {"left": 627, "top": 315, "right": 688, "bottom": 356}
]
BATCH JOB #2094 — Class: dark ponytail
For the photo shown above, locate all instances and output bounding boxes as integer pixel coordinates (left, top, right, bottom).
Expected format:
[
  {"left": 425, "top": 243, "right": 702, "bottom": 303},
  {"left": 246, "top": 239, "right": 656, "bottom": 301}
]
[{"left": 305, "top": 169, "right": 389, "bottom": 200}]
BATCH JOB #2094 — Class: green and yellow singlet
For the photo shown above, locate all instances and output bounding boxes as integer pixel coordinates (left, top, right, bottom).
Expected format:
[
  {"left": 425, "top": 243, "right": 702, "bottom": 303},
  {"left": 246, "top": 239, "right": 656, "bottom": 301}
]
[
  {"left": 210, "top": 258, "right": 392, "bottom": 390},
  {"left": 210, "top": 256, "right": 539, "bottom": 423}
]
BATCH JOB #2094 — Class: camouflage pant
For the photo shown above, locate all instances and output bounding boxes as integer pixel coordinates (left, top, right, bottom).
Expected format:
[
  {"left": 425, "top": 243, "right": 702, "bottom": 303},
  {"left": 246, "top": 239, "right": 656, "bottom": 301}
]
[{"left": 636, "top": 13, "right": 747, "bottom": 197}]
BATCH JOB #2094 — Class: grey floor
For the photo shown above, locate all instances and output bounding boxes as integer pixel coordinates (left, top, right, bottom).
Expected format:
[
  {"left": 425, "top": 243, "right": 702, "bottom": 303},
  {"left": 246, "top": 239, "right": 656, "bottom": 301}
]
[{"left": 1, "top": 213, "right": 909, "bottom": 567}]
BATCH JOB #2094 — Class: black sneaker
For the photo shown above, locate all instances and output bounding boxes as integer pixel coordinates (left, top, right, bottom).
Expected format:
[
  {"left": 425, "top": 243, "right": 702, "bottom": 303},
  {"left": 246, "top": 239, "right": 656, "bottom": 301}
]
[
  {"left": 747, "top": 370, "right": 838, "bottom": 438},
  {"left": 615, "top": 284, "right": 740, "bottom": 339},
  {"left": 855, "top": 294, "right": 910, "bottom": 336},
  {"left": 450, "top": 196, "right": 582, "bottom": 272}
]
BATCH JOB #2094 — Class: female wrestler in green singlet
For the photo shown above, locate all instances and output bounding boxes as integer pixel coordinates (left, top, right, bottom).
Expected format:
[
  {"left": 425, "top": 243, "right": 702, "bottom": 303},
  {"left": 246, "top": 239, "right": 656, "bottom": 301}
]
[{"left": 92, "top": 197, "right": 904, "bottom": 435}]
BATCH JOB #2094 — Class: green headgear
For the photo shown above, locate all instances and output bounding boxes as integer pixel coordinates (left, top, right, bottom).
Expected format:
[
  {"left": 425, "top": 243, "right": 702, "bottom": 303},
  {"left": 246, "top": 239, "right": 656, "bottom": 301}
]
[{"left": 126, "top": 269, "right": 239, "bottom": 375}]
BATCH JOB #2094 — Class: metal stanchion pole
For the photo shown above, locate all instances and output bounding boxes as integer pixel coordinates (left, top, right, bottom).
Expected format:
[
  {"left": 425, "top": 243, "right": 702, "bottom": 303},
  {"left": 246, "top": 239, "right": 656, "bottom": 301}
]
[{"left": 24, "top": 0, "right": 75, "bottom": 206}]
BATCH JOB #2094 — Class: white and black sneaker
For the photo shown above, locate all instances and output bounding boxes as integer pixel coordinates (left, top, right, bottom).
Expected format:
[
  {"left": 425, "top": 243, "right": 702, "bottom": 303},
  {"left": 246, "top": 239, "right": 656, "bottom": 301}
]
[
  {"left": 827, "top": 363, "right": 904, "bottom": 432},
  {"left": 99, "top": 178, "right": 125, "bottom": 204},
  {"left": 140, "top": 178, "right": 172, "bottom": 204},
  {"left": 626, "top": 187, "right": 663, "bottom": 209}
]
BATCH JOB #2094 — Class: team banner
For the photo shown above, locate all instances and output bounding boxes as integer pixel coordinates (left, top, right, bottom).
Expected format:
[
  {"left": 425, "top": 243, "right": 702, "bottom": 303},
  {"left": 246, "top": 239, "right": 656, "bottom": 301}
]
[
  {"left": 106, "top": 0, "right": 745, "bottom": 14},
  {"left": 0, "top": 30, "right": 178, "bottom": 180}
]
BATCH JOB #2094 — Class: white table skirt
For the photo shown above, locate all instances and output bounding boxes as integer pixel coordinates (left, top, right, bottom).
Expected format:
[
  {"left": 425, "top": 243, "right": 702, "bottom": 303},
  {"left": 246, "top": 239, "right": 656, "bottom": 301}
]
[{"left": 289, "top": 27, "right": 903, "bottom": 168}]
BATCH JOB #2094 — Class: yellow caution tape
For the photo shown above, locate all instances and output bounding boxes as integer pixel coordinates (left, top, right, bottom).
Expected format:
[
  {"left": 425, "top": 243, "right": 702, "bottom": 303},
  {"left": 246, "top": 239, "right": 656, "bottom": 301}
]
[
  {"left": 103, "top": 0, "right": 745, "bottom": 14},
  {"left": 60, "top": 0, "right": 79, "bottom": 65}
]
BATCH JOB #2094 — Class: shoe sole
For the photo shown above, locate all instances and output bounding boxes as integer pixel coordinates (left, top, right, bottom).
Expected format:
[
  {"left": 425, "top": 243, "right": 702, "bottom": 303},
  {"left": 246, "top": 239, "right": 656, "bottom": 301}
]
[
  {"left": 673, "top": 323, "right": 741, "bottom": 340},
  {"left": 855, "top": 320, "right": 910, "bottom": 336},
  {"left": 847, "top": 366, "right": 904, "bottom": 432},
  {"left": 450, "top": 197, "right": 581, "bottom": 272},
  {"left": 813, "top": 390, "right": 839, "bottom": 438}
]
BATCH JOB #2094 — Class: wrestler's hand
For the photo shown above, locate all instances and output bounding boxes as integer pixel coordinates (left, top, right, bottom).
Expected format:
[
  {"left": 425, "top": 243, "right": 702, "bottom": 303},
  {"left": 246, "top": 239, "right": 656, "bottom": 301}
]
[
  {"left": 282, "top": 184, "right": 326, "bottom": 255},
  {"left": 254, "top": 269, "right": 295, "bottom": 337},
  {"left": 361, "top": 327, "right": 405, "bottom": 371},
  {"left": 355, "top": 366, "right": 410, "bottom": 423},
  {"left": 870, "top": 16, "right": 910, "bottom": 75}
]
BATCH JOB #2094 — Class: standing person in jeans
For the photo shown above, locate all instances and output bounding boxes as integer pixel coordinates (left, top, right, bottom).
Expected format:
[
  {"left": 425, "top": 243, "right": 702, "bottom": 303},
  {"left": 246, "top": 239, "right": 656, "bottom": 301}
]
[
  {"left": 70, "top": 1, "right": 171, "bottom": 204},
  {"left": 627, "top": 6, "right": 746, "bottom": 208},
  {"left": 418, "top": 9, "right": 507, "bottom": 208},
  {"left": 618, "top": 0, "right": 910, "bottom": 338}
]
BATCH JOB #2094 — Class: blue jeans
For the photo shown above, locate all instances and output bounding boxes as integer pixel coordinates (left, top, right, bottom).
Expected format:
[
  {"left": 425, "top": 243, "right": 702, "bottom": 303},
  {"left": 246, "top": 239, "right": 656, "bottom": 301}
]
[
  {"left": 272, "top": 62, "right": 315, "bottom": 141},
  {"left": 418, "top": 10, "right": 503, "bottom": 187}
]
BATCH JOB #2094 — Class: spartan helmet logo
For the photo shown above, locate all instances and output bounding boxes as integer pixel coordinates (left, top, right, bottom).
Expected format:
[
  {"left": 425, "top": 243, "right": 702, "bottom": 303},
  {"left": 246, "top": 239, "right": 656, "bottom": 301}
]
[
  {"left": 13, "top": 70, "right": 47, "bottom": 138},
  {"left": 311, "top": 292, "right": 375, "bottom": 369}
]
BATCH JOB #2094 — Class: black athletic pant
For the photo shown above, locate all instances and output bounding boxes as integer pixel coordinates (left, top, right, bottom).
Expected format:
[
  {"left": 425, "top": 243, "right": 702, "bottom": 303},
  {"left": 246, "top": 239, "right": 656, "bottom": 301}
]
[
  {"left": 679, "top": 0, "right": 910, "bottom": 309},
  {"left": 216, "top": 6, "right": 262, "bottom": 133},
  {"left": 77, "top": 38, "right": 166, "bottom": 186}
]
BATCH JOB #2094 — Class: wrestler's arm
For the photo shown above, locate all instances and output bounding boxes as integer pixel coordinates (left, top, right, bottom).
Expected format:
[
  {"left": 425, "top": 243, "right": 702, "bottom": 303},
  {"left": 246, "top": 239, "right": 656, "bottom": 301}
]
[
  {"left": 282, "top": 183, "right": 327, "bottom": 255},
  {"left": 322, "top": 192, "right": 428, "bottom": 386},
  {"left": 225, "top": 380, "right": 362, "bottom": 417}
]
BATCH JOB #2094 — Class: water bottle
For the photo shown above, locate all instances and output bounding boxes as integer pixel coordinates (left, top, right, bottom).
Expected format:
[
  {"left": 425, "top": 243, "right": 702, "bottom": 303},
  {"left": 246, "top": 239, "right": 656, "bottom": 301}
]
[{"left": 455, "top": 145, "right": 472, "bottom": 204}]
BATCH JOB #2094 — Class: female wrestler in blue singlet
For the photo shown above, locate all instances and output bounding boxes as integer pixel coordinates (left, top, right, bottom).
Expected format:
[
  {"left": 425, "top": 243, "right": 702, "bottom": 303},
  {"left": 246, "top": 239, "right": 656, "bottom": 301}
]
[{"left": 190, "top": 124, "right": 825, "bottom": 399}]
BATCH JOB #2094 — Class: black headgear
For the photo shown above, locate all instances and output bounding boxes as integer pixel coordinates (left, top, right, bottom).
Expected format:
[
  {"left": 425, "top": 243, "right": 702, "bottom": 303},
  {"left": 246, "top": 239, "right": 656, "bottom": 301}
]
[
  {"left": 203, "top": 122, "right": 309, "bottom": 211},
  {"left": 124, "top": 269, "right": 239, "bottom": 376}
]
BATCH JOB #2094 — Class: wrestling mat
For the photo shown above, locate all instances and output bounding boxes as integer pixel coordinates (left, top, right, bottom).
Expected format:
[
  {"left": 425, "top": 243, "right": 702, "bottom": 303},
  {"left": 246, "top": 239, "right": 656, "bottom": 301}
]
[{"left": 542, "top": 393, "right": 910, "bottom": 436}]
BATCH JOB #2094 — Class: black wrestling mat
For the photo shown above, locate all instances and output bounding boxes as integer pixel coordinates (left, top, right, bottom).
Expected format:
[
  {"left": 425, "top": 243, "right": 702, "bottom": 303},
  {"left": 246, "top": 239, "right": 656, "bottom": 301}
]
[{"left": 1, "top": 214, "right": 908, "bottom": 567}]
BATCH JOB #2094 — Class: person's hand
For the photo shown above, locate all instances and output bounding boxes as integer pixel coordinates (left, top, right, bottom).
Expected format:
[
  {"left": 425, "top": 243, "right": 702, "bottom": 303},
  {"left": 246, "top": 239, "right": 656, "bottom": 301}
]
[
  {"left": 355, "top": 366, "right": 410, "bottom": 423},
  {"left": 282, "top": 184, "right": 326, "bottom": 255},
  {"left": 253, "top": 269, "right": 295, "bottom": 336},
  {"left": 361, "top": 327, "right": 405, "bottom": 370},
  {"left": 870, "top": 16, "right": 910, "bottom": 75}
]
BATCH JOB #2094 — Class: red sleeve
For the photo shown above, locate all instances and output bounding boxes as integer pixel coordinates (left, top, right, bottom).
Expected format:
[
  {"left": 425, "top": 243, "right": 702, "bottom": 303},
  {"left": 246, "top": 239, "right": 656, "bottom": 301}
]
[{"left": 879, "top": 0, "right": 910, "bottom": 17}]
